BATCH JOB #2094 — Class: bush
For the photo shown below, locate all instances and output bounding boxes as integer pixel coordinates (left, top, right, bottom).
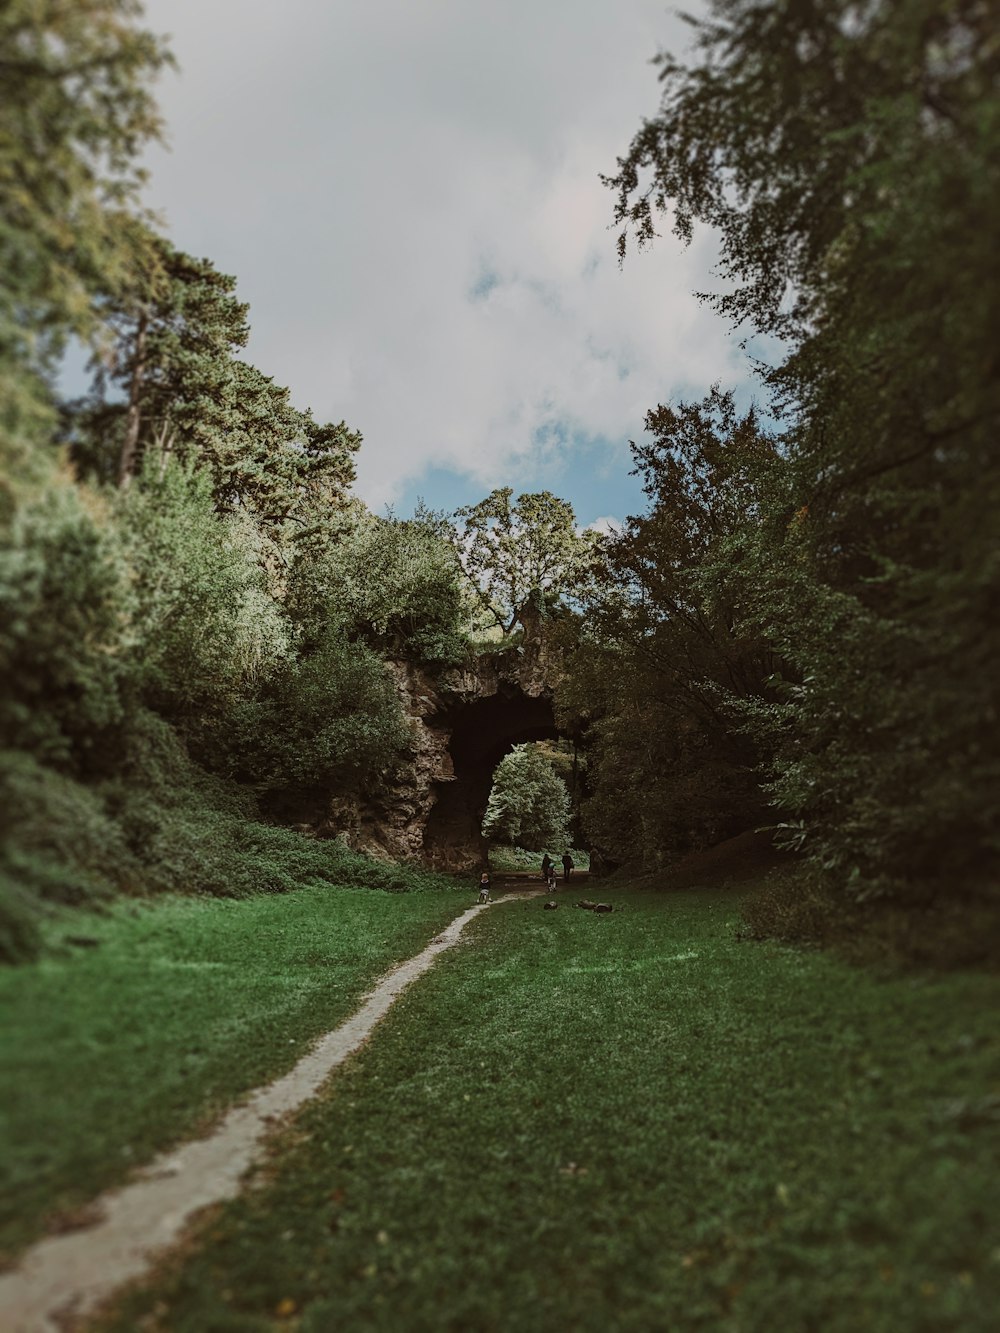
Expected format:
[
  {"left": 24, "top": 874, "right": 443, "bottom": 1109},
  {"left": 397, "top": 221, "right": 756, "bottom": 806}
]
[
  {"left": 0, "top": 868, "right": 44, "bottom": 964},
  {"left": 487, "top": 845, "right": 590, "bottom": 873},
  {"left": 287, "top": 508, "right": 469, "bottom": 666},
  {"left": 116, "top": 460, "right": 291, "bottom": 736},
  {"left": 0, "top": 483, "right": 133, "bottom": 773},
  {"left": 216, "top": 626, "right": 411, "bottom": 796},
  {"left": 739, "top": 864, "right": 1000, "bottom": 971},
  {"left": 0, "top": 711, "right": 461, "bottom": 964},
  {"left": 98, "top": 710, "right": 429, "bottom": 898},
  {"left": 0, "top": 750, "right": 138, "bottom": 901}
]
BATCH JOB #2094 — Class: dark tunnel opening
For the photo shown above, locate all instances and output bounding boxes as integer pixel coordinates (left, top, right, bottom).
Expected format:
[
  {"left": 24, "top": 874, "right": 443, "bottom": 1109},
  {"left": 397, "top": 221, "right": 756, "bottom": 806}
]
[{"left": 422, "top": 687, "right": 560, "bottom": 869}]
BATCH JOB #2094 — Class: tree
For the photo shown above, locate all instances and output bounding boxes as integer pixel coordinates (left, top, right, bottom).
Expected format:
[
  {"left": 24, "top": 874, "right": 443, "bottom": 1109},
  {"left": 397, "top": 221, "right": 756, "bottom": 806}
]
[
  {"left": 286, "top": 503, "right": 468, "bottom": 664},
  {"left": 449, "top": 488, "right": 602, "bottom": 638},
  {"left": 0, "top": 481, "right": 134, "bottom": 773},
  {"left": 0, "top": 0, "right": 170, "bottom": 499},
  {"left": 605, "top": 0, "right": 1000, "bottom": 899},
  {"left": 561, "top": 390, "right": 781, "bottom": 866},
  {"left": 114, "top": 458, "right": 291, "bottom": 732},
  {"left": 218, "top": 625, "right": 411, "bottom": 802},
  {"left": 482, "top": 744, "right": 571, "bottom": 851},
  {"left": 0, "top": 4, "right": 446, "bottom": 961},
  {"left": 67, "top": 236, "right": 361, "bottom": 537}
]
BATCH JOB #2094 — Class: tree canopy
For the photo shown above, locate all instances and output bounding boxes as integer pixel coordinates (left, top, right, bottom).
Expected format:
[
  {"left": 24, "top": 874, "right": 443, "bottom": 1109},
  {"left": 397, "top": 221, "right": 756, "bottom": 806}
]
[
  {"left": 481, "top": 744, "right": 571, "bottom": 852},
  {"left": 1, "top": 0, "right": 170, "bottom": 499},
  {"left": 592, "top": 0, "right": 999, "bottom": 899},
  {"left": 66, "top": 235, "right": 361, "bottom": 541},
  {"left": 449, "top": 488, "right": 601, "bottom": 638}
]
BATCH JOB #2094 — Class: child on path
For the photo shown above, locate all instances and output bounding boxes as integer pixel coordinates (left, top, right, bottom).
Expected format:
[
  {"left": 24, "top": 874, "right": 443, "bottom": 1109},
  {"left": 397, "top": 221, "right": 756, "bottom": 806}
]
[{"left": 477, "top": 871, "right": 491, "bottom": 903}]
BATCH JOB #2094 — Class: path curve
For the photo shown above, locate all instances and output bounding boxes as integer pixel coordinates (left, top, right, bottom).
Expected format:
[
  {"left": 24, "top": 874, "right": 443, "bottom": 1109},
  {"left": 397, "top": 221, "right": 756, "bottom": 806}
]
[{"left": 0, "top": 892, "right": 540, "bottom": 1332}]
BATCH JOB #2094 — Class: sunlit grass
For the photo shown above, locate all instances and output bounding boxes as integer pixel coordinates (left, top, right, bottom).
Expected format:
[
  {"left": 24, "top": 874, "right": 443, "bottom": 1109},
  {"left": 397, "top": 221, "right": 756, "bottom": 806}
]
[
  {"left": 97, "top": 885, "right": 1000, "bottom": 1332},
  {"left": 0, "top": 885, "right": 464, "bottom": 1259}
]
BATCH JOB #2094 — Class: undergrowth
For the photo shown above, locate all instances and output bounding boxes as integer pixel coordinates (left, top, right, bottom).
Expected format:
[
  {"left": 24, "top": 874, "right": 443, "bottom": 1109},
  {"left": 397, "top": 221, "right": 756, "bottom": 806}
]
[
  {"left": 739, "top": 862, "right": 1000, "bottom": 972},
  {"left": 0, "top": 714, "right": 456, "bottom": 965},
  {"left": 487, "top": 845, "right": 590, "bottom": 873}
]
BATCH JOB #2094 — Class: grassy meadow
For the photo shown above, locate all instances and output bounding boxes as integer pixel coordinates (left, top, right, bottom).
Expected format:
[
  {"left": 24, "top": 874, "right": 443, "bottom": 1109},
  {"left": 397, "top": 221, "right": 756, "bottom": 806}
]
[
  {"left": 91, "top": 882, "right": 1000, "bottom": 1332},
  {"left": 0, "top": 884, "right": 465, "bottom": 1260}
]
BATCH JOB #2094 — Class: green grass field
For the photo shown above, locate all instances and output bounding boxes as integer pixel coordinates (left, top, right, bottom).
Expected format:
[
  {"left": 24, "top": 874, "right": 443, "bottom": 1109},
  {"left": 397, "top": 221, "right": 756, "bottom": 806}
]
[
  {"left": 0, "top": 885, "right": 465, "bottom": 1260},
  {"left": 93, "top": 884, "right": 1000, "bottom": 1333}
]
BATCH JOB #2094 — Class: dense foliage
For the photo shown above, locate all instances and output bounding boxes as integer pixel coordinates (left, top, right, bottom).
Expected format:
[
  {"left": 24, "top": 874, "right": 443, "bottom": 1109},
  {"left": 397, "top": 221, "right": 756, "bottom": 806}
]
[
  {"left": 0, "top": 0, "right": 170, "bottom": 498},
  {"left": 560, "top": 390, "right": 781, "bottom": 867},
  {"left": 579, "top": 0, "right": 998, "bottom": 909},
  {"left": 450, "top": 488, "right": 601, "bottom": 639},
  {"left": 481, "top": 743, "right": 571, "bottom": 852},
  {"left": 0, "top": 3, "right": 478, "bottom": 963}
]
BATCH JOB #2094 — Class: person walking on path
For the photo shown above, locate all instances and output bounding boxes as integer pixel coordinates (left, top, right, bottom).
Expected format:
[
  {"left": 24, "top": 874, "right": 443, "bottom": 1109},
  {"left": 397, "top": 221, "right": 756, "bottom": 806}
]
[
  {"left": 541, "top": 854, "right": 553, "bottom": 883},
  {"left": 477, "top": 871, "right": 491, "bottom": 903},
  {"left": 562, "top": 852, "right": 575, "bottom": 882}
]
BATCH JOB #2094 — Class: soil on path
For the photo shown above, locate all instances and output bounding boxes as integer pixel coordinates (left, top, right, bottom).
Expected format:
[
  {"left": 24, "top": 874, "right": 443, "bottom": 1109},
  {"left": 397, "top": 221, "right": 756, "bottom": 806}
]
[{"left": 0, "top": 885, "right": 546, "bottom": 1333}]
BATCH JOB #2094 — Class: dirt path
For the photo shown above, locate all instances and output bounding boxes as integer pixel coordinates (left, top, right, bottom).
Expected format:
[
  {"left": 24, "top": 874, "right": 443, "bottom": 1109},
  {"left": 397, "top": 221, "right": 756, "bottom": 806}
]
[{"left": 0, "top": 889, "right": 544, "bottom": 1332}]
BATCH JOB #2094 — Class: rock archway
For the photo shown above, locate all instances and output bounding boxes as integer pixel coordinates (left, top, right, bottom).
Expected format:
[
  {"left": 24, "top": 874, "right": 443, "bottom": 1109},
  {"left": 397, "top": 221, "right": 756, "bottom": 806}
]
[
  {"left": 423, "top": 687, "right": 559, "bottom": 869},
  {"left": 316, "top": 631, "right": 568, "bottom": 870}
]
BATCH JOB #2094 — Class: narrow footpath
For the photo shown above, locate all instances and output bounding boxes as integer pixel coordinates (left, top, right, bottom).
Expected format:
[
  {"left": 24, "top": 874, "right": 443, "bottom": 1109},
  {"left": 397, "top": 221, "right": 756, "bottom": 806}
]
[{"left": 0, "top": 884, "right": 548, "bottom": 1332}]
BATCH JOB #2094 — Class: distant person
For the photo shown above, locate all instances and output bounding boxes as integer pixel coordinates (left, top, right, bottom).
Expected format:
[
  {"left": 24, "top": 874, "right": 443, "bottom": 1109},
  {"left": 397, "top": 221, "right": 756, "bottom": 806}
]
[
  {"left": 477, "top": 871, "right": 491, "bottom": 904},
  {"left": 562, "top": 852, "right": 575, "bottom": 882},
  {"left": 541, "top": 854, "right": 553, "bottom": 883}
]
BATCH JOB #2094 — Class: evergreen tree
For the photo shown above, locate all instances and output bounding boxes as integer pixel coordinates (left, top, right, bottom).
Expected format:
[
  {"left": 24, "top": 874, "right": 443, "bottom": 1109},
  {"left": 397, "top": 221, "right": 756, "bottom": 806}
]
[
  {"left": 0, "top": 0, "right": 169, "bottom": 503},
  {"left": 67, "top": 236, "right": 361, "bottom": 537}
]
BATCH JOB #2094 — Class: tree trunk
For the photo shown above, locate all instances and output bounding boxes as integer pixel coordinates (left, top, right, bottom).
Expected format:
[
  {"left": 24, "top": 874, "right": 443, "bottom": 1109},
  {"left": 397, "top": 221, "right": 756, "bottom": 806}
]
[
  {"left": 154, "top": 420, "right": 176, "bottom": 478},
  {"left": 117, "top": 308, "right": 148, "bottom": 487}
]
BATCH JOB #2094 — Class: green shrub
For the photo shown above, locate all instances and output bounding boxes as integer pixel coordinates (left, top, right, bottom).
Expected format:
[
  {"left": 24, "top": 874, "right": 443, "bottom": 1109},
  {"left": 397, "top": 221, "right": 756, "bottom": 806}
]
[
  {"left": 99, "top": 711, "right": 430, "bottom": 899},
  {"left": 0, "top": 484, "right": 133, "bottom": 772},
  {"left": 0, "top": 869, "right": 44, "bottom": 964},
  {"left": 487, "top": 844, "right": 590, "bottom": 873},
  {"left": 116, "top": 461, "right": 291, "bottom": 735},
  {"left": 287, "top": 508, "right": 469, "bottom": 666},
  {"left": 0, "top": 707, "right": 459, "bottom": 966},
  {"left": 738, "top": 864, "right": 842, "bottom": 945},
  {"left": 740, "top": 863, "right": 1000, "bottom": 971},
  {"left": 0, "top": 750, "right": 137, "bottom": 900},
  {"left": 216, "top": 626, "right": 410, "bottom": 796}
]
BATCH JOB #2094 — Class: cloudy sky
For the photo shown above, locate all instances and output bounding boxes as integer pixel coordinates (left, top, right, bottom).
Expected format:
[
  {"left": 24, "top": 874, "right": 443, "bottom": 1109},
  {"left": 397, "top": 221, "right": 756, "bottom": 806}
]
[{"left": 140, "top": 0, "right": 755, "bottom": 529}]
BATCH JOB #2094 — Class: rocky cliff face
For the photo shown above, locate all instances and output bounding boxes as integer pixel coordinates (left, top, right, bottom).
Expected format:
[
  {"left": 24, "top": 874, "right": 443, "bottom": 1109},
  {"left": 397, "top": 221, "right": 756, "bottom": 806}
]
[{"left": 315, "top": 615, "right": 563, "bottom": 870}]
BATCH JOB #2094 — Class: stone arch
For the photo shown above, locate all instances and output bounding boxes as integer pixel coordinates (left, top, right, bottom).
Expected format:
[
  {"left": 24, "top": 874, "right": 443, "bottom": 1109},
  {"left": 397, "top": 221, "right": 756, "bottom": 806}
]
[
  {"left": 423, "top": 687, "right": 560, "bottom": 869},
  {"left": 315, "top": 633, "right": 570, "bottom": 868}
]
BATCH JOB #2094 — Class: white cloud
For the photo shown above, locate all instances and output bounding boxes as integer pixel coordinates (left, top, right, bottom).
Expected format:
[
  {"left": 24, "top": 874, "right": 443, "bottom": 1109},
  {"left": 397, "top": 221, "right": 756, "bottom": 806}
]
[
  {"left": 140, "top": 1, "right": 740, "bottom": 510},
  {"left": 585, "top": 516, "right": 623, "bottom": 538}
]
